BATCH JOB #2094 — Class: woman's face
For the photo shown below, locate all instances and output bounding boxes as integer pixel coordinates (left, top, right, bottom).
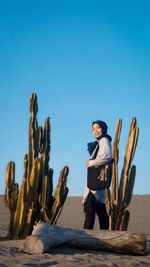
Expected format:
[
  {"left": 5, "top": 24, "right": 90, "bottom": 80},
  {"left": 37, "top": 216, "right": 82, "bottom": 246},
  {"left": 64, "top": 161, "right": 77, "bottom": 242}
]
[{"left": 92, "top": 123, "right": 103, "bottom": 138}]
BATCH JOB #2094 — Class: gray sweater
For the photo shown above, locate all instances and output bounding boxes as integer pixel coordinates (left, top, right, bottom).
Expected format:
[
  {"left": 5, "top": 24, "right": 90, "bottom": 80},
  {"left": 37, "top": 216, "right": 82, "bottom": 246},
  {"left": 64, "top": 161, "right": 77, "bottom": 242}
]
[{"left": 82, "top": 137, "right": 112, "bottom": 205}]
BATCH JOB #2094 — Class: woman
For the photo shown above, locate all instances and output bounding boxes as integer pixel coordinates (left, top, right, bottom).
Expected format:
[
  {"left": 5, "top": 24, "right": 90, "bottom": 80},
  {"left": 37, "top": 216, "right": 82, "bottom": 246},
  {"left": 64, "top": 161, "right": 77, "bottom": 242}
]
[{"left": 83, "top": 120, "right": 112, "bottom": 230}]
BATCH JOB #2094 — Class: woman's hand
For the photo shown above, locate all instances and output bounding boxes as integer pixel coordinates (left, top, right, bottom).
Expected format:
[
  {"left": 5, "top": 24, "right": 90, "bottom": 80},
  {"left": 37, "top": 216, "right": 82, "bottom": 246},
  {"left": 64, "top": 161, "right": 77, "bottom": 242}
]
[{"left": 86, "top": 160, "right": 90, "bottom": 168}]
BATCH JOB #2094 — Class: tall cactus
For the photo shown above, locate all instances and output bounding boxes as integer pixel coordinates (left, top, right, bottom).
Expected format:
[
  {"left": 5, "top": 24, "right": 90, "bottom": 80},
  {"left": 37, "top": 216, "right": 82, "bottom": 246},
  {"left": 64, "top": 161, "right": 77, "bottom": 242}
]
[
  {"left": 4, "top": 93, "right": 69, "bottom": 239},
  {"left": 106, "top": 117, "right": 139, "bottom": 230}
]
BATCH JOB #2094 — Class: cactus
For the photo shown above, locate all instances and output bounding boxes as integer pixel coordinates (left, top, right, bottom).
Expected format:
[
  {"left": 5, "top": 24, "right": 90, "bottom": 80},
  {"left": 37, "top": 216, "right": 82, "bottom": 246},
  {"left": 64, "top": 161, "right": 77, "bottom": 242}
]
[
  {"left": 106, "top": 117, "right": 139, "bottom": 230},
  {"left": 4, "top": 93, "right": 69, "bottom": 239}
]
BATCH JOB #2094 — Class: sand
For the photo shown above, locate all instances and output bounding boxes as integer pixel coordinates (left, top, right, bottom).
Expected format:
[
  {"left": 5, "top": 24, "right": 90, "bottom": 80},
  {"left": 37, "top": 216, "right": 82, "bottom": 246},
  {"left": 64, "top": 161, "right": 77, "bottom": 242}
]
[{"left": 0, "top": 194, "right": 150, "bottom": 266}]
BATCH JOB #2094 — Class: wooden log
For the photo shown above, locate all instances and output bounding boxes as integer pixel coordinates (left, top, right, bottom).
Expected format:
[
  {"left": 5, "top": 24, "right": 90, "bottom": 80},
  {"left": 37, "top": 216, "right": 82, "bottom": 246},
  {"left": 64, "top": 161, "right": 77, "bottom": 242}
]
[{"left": 23, "top": 220, "right": 147, "bottom": 255}]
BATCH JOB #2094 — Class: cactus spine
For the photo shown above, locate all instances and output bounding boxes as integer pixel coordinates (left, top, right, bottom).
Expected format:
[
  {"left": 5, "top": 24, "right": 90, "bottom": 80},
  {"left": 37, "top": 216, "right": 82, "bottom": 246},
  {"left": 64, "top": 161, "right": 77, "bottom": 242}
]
[
  {"left": 106, "top": 117, "right": 139, "bottom": 230},
  {"left": 4, "top": 93, "right": 69, "bottom": 239}
]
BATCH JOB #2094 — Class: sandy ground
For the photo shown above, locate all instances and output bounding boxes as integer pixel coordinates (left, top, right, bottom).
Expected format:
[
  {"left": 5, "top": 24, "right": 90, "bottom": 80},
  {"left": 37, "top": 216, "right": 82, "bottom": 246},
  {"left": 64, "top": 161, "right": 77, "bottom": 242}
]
[{"left": 0, "top": 194, "right": 150, "bottom": 266}]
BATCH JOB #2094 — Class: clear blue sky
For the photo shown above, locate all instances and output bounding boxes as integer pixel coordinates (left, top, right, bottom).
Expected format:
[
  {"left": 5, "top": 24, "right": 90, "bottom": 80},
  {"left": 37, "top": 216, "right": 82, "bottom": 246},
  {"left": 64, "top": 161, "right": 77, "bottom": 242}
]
[{"left": 0, "top": 0, "right": 150, "bottom": 196}]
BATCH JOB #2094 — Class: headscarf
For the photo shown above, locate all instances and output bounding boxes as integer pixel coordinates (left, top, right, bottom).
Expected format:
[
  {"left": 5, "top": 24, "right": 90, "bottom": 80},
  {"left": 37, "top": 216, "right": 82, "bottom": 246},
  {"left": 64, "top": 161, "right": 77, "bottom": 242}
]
[{"left": 87, "top": 120, "right": 112, "bottom": 155}]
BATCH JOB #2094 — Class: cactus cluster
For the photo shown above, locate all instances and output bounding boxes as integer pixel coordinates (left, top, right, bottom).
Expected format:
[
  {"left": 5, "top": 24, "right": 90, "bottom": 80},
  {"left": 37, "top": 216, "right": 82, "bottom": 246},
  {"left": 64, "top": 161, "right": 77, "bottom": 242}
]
[
  {"left": 106, "top": 117, "right": 139, "bottom": 230},
  {"left": 4, "top": 93, "right": 69, "bottom": 239}
]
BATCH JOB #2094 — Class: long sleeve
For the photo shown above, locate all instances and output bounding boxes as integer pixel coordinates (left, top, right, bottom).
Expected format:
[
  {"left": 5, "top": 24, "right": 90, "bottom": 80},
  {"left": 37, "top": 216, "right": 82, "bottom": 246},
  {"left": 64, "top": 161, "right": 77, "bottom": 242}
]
[
  {"left": 89, "top": 137, "right": 112, "bottom": 167},
  {"left": 82, "top": 137, "right": 112, "bottom": 205}
]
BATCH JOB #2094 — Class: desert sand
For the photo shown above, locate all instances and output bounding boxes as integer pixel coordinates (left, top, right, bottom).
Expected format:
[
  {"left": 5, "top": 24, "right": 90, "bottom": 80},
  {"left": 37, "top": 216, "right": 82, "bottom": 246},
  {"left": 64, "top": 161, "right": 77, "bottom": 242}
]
[{"left": 0, "top": 194, "right": 150, "bottom": 266}]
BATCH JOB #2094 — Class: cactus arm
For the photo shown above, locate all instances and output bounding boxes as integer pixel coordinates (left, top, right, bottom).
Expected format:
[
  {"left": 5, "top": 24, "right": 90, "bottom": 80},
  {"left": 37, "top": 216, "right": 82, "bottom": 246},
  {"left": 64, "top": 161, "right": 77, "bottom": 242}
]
[
  {"left": 105, "top": 188, "right": 111, "bottom": 215},
  {"left": 19, "top": 158, "right": 41, "bottom": 238},
  {"left": 23, "top": 154, "right": 28, "bottom": 180},
  {"left": 41, "top": 170, "right": 53, "bottom": 210},
  {"left": 51, "top": 187, "right": 69, "bottom": 225},
  {"left": 38, "top": 117, "right": 51, "bottom": 199},
  {"left": 11, "top": 158, "right": 41, "bottom": 238},
  {"left": 28, "top": 93, "right": 38, "bottom": 178},
  {"left": 4, "top": 161, "right": 18, "bottom": 211},
  {"left": 105, "top": 119, "right": 122, "bottom": 230},
  {"left": 124, "top": 165, "right": 136, "bottom": 208},
  {"left": 129, "top": 127, "right": 139, "bottom": 168},
  {"left": 37, "top": 127, "right": 43, "bottom": 154},
  {"left": 4, "top": 161, "right": 19, "bottom": 236},
  {"left": 46, "top": 166, "right": 69, "bottom": 225},
  {"left": 121, "top": 210, "right": 130, "bottom": 231},
  {"left": 118, "top": 118, "right": 139, "bottom": 204},
  {"left": 124, "top": 119, "right": 138, "bottom": 173},
  {"left": 11, "top": 179, "right": 30, "bottom": 238},
  {"left": 40, "top": 117, "right": 51, "bottom": 174},
  {"left": 105, "top": 188, "right": 112, "bottom": 229},
  {"left": 111, "top": 118, "right": 122, "bottom": 205},
  {"left": 5, "top": 161, "right": 15, "bottom": 186}
]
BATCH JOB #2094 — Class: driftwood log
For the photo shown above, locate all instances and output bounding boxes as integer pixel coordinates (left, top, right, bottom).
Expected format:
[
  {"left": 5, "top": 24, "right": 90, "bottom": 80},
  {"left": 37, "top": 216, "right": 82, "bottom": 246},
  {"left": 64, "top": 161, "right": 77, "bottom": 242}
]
[{"left": 24, "top": 221, "right": 146, "bottom": 255}]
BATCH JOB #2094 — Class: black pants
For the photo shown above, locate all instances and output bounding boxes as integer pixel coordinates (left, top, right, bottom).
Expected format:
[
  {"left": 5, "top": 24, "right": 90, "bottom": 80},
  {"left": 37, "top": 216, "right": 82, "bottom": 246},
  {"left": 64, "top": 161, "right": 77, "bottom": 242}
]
[{"left": 83, "top": 191, "right": 109, "bottom": 230}]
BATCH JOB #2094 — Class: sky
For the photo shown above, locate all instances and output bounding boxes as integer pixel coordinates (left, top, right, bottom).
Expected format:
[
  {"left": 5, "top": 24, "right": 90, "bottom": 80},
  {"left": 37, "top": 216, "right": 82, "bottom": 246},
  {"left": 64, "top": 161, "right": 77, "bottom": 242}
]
[{"left": 0, "top": 0, "right": 150, "bottom": 196}]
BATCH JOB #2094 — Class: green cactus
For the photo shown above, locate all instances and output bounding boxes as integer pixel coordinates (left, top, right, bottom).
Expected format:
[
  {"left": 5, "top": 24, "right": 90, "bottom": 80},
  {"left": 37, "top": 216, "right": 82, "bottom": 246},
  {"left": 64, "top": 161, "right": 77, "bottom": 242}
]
[
  {"left": 4, "top": 93, "right": 69, "bottom": 239},
  {"left": 106, "top": 117, "right": 139, "bottom": 230}
]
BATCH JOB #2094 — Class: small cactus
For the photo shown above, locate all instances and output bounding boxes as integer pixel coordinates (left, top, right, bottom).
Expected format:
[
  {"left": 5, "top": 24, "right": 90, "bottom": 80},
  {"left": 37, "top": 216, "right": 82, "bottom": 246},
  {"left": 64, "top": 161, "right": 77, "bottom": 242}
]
[
  {"left": 4, "top": 93, "right": 69, "bottom": 239},
  {"left": 106, "top": 117, "right": 139, "bottom": 230}
]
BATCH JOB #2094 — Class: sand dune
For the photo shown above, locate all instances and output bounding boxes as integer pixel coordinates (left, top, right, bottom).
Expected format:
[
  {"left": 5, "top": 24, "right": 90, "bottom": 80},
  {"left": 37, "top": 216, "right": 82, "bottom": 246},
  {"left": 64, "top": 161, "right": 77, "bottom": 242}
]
[
  {"left": 0, "top": 195, "right": 150, "bottom": 266},
  {"left": 56, "top": 195, "right": 150, "bottom": 234}
]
